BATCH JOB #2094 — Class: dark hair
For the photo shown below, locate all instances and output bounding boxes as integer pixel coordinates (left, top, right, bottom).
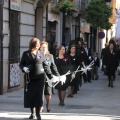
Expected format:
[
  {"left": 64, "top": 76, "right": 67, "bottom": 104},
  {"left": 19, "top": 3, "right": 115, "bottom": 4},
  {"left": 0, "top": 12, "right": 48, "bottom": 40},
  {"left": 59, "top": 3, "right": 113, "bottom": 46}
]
[
  {"left": 68, "top": 44, "right": 76, "bottom": 54},
  {"left": 58, "top": 45, "right": 64, "bottom": 51},
  {"left": 29, "top": 38, "right": 40, "bottom": 50},
  {"left": 109, "top": 39, "right": 116, "bottom": 49}
]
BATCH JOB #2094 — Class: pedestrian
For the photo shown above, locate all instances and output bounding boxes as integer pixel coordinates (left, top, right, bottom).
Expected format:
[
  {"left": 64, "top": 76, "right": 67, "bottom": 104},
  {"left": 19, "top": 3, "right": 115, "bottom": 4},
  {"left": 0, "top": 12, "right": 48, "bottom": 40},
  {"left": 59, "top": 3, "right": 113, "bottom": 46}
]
[
  {"left": 101, "top": 43, "right": 108, "bottom": 74},
  {"left": 19, "top": 38, "right": 53, "bottom": 120},
  {"left": 82, "top": 41, "right": 92, "bottom": 83},
  {"left": 49, "top": 41, "right": 58, "bottom": 94},
  {"left": 49, "top": 41, "right": 58, "bottom": 57},
  {"left": 67, "top": 44, "right": 83, "bottom": 96},
  {"left": 40, "top": 41, "right": 59, "bottom": 112},
  {"left": 104, "top": 40, "right": 119, "bottom": 87},
  {"left": 93, "top": 51, "right": 100, "bottom": 80},
  {"left": 54, "top": 45, "right": 71, "bottom": 106}
]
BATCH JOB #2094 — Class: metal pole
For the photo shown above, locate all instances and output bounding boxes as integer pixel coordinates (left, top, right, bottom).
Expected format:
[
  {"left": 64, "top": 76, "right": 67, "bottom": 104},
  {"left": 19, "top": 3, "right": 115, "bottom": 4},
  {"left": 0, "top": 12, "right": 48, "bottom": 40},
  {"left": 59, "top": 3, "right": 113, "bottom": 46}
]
[
  {"left": 0, "top": 0, "right": 4, "bottom": 95},
  {"left": 106, "top": 29, "right": 108, "bottom": 43}
]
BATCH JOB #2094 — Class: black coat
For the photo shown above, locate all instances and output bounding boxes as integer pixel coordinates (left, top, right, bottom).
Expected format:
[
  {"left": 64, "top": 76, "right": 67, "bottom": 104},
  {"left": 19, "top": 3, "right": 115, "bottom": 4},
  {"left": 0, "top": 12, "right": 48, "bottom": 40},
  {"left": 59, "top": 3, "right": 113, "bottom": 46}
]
[
  {"left": 101, "top": 48, "right": 108, "bottom": 65},
  {"left": 77, "top": 47, "right": 91, "bottom": 65},
  {"left": 54, "top": 55, "right": 71, "bottom": 90},
  {"left": 19, "top": 50, "right": 53, "bottom": 108},
  {"left": 93, "top": 56, "right": 100, "bottom": 67},
  {"left": 104, "top": 49, "right": 119, "bottom": 76}
]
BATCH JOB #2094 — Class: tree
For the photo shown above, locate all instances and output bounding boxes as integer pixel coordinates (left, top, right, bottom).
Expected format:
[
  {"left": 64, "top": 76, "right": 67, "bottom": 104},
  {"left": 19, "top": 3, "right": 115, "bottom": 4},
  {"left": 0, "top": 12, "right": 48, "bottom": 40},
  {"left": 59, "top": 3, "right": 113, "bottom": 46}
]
[
  {"left": 56, "top": 0, "right": 75, "bottom": 46},
  {"left": 86, "top": 0, "right": 112, "bottom": 29},
  {"left": 56, "top": 0, "right": 75, "bottom": 13}
]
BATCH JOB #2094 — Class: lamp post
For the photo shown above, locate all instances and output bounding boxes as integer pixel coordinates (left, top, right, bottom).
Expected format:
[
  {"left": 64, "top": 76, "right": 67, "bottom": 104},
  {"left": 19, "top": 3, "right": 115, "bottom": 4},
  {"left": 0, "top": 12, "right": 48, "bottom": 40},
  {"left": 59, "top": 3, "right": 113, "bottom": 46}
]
[{"left": 0, "top": 0, "right": 3, "bottom": 95}]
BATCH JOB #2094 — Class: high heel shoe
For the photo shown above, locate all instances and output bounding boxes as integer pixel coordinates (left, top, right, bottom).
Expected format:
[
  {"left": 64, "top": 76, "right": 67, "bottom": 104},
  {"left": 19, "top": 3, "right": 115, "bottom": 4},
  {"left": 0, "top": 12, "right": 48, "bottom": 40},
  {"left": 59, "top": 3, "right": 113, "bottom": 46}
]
[{"left": 46, "top": 104, "right": 51, "bottom": 112}]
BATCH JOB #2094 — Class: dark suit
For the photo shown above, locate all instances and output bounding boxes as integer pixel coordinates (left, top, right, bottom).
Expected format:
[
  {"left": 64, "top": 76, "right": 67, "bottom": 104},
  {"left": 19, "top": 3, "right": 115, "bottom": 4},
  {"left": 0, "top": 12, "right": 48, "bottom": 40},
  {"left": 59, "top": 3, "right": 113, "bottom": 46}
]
[
  {"left": 82, "top": 47, "right": 92, "bottom": 82},
  {"left": 19, "top": 50, "right": 53, "bottom": 108}
]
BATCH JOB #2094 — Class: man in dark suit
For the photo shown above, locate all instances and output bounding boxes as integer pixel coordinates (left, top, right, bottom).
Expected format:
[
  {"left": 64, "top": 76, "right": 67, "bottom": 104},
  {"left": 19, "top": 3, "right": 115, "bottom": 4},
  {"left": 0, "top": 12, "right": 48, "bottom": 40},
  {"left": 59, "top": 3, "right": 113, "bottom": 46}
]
[
  {"left": 49, "top": 41, "right": 57, "bottom": 57},
  {"left": 101, "top": 43, "right": 108, "bottom": 75},
  {"left": 82, "top": 41, "right": 92, "bottom": 83}
]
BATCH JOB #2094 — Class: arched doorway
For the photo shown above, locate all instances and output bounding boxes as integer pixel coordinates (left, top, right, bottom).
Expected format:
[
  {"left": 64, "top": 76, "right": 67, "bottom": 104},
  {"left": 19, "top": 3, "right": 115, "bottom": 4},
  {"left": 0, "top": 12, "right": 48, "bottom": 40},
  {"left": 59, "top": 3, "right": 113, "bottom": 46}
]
[{"left": 34, "top": 0, "right": 50, "bottom": 41}]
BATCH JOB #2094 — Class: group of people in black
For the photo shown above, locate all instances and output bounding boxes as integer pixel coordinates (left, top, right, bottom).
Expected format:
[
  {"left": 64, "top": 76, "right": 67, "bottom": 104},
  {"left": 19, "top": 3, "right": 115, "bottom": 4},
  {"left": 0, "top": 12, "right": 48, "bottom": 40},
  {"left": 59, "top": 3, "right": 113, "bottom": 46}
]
[{"left": 19, "top": 37, "right": 119, "bottom": 120}]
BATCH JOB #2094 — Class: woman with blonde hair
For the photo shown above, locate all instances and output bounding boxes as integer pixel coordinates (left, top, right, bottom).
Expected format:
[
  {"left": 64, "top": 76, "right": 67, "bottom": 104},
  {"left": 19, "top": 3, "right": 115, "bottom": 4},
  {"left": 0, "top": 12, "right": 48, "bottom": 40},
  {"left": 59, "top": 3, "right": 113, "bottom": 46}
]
[
  {"left": 40, "top": 41, "right": 59, "bottom": 112},
  {"left": 19, "top": 38, "right": 53, "bottom": 120}
]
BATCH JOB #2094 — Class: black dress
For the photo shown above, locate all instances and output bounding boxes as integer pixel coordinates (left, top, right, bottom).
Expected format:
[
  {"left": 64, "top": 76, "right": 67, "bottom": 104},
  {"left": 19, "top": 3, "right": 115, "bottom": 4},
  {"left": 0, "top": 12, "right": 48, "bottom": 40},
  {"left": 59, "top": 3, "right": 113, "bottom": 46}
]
[
  {"left": 19, "top": 50, "right": 53, "bottom": 108},
  {"left": 104, "top": 49, "right": 118, "bottom": 77},
  {"left": 54, "top": 55, "right": 71, "bottom": 90},
  {"left": 44, "top": 54, "right": 59, "bottom": 95}
]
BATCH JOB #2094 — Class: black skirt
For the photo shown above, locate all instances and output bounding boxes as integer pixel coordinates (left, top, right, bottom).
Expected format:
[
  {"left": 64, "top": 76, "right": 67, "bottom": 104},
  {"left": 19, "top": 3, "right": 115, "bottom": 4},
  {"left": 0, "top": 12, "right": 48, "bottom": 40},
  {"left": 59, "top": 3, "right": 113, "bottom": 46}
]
[
  {"left": 24, "top": 79, "right": 45, "bottom": 108},
  {"left": 44, "top": 82, "right": 52, "bottom": 95}
]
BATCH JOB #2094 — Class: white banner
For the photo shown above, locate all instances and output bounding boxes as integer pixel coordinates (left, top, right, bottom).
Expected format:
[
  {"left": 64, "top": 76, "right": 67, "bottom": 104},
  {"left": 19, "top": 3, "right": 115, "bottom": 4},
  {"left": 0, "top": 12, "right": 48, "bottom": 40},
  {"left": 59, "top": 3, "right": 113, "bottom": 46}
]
[
  {"left": 10, "top": 0, "right": 21, "bottom": 11},
  {"left": 9, "top": 63, "right": 20, "bottom": 88}
]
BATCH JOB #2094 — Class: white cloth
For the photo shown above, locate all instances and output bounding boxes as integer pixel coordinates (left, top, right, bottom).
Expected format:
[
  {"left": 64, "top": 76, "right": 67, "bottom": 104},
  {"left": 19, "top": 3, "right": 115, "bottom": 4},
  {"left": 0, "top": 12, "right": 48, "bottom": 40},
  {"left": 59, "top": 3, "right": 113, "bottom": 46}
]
[{"left": 23, "top": 67, "right": 30, "bottom": 73}]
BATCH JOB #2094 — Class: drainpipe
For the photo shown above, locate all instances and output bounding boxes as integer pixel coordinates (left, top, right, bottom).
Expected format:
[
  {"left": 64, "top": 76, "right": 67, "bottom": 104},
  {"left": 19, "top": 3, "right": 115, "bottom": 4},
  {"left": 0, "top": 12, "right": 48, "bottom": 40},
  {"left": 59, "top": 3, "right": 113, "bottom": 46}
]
[{"left": 0, "top": 0, "right": 4, "bottom": 95}]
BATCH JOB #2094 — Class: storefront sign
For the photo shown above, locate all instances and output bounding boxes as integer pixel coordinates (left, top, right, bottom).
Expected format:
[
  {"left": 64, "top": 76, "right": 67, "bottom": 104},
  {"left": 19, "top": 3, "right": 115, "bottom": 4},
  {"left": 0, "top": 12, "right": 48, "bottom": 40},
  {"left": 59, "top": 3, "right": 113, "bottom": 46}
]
[{"left": 10, "top": 0, "right": 21, "bottom": 11}]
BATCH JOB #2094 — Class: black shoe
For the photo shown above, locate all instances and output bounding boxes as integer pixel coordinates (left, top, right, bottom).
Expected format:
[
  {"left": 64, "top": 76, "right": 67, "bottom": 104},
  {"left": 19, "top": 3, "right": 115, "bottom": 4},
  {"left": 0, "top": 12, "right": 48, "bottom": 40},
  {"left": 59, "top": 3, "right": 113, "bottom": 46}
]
[
  {"left": 61, "top": 103, "right": 65, "bottom": 106},
  {"left": 29, "top": 114, "right": 36, "bottom": 119},
  {"left": 36, "top": 115, "right": 41, "bottom": 120},
  {"left": 111, "top": 85, "right": 113, "bottom": 88},
  {"left": 88, "top": 81, "right": 92, "bottom": 83},
  {"left": 108, "top": 84, "right": 111, "bottom": 87},
  {"left": 46, "top": 104, "right": 51, "bottom": 112}
]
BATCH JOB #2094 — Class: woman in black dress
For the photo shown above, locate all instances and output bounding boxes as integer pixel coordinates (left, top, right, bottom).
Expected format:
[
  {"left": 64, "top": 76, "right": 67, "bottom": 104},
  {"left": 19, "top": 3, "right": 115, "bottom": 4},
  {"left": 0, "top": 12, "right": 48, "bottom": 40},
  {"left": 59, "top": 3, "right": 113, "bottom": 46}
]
[
  {"left": 104, "top": 40, "right": 119, "bottom": 87},
  {"left": 19, "top": 38, "right": 53, "bottom": 120},
  {"left": 40, "top": 41, "right": 59, "bottom": 112},
  {"left": 67, "top": 45, "right": 81, "bottom": 97},
  {"left": 54, "top": 45, "right": 71, "bottom": 106}
]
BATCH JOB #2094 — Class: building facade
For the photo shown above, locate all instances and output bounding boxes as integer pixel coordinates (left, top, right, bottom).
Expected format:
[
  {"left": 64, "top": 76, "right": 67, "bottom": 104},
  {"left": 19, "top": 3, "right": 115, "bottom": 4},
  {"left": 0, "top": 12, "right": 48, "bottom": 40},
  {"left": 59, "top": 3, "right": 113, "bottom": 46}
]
[{"left": 0, "top": 0, "right": 51, "bottom": 94}]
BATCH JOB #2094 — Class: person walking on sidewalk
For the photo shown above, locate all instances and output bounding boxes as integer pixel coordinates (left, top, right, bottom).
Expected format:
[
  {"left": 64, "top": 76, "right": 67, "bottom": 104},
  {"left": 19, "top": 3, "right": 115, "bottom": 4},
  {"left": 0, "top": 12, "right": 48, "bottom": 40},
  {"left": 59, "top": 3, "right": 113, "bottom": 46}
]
[
  {"left": 54, "top": 45, "right": 71, "bottom": 106},
  {"left": 40, "top": 41, "right": 59, "bottom": 112},
  {"left": 104, "top": 40, "right": 119, "bottom": 87},
  {"left": 19, "top": 38, "right": 53, "bottom": 120},
  {"left": 101, "top": 43, "right": 108, "bottom": 74},
  {"left": 93, "top": 51, "right": 100, "bottom": 80}
]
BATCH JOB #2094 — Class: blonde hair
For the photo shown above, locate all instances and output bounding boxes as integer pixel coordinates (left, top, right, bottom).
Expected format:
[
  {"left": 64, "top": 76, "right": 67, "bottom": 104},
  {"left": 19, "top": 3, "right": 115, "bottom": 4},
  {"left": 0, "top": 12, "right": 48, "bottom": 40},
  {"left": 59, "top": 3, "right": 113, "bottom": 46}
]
[{"left": 40, "top": 41, "right": 50, "bottom": 56}]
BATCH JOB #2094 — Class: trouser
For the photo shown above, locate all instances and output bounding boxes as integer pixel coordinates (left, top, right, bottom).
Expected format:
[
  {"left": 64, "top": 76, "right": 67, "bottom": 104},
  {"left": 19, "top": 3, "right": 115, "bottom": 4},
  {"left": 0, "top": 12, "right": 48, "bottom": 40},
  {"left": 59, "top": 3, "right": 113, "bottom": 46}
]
[{"left": 94, "top": 66, "right": 98, "bottom": 80}]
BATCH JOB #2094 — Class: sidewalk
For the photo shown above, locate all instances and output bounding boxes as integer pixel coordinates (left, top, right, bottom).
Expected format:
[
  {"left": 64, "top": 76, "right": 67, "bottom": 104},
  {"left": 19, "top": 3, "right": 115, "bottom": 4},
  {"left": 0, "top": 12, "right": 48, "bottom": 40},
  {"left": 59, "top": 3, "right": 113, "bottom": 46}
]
[{"left": 0, "top": 70, "right": 120, "bottom": 120}]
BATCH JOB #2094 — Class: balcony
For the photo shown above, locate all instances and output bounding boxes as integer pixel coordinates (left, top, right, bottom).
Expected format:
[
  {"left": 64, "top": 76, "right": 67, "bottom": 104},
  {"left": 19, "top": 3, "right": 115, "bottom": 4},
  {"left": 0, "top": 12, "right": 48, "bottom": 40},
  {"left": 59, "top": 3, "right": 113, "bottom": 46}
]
[{"left": 74, "top": 0, "right": 86, "bottom": 11}]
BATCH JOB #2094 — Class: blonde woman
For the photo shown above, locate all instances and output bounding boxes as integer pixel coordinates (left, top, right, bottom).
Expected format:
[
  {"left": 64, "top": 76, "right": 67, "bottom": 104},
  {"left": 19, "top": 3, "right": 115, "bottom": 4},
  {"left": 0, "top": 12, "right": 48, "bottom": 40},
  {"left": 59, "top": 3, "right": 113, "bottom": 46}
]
[{"left": 40, "top": 41, "right": 59, "bottom": 112}]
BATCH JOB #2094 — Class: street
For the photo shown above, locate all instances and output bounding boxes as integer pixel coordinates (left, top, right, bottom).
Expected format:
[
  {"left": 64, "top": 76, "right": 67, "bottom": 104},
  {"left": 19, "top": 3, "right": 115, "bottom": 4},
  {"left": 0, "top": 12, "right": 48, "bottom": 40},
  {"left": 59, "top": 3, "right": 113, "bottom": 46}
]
[{"left": 0, "top": 70, "right": 120, "bottom": 120}]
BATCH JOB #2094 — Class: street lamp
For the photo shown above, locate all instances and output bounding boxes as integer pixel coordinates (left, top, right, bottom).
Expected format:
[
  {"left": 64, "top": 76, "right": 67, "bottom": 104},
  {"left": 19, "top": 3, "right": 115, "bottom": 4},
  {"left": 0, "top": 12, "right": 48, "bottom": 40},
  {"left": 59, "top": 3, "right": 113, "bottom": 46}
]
[{"left": 0, "top": 0, "right": 4, "bottom": 95}]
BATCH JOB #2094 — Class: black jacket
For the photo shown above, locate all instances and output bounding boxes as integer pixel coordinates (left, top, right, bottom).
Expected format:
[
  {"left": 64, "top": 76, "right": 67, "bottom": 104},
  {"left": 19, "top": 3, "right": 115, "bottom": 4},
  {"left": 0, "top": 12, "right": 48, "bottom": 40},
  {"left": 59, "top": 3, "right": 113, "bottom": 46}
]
[{"left": 19, "top": 50, "right": 53, "bottom": 80}]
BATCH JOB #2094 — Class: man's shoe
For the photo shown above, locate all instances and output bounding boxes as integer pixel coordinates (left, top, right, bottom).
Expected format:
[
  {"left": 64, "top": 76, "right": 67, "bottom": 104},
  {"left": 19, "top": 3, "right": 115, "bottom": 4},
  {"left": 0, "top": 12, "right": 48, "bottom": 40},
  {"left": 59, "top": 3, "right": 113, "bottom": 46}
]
[{"left": 108, "top": 84, "right": 111, "bottom": 87}]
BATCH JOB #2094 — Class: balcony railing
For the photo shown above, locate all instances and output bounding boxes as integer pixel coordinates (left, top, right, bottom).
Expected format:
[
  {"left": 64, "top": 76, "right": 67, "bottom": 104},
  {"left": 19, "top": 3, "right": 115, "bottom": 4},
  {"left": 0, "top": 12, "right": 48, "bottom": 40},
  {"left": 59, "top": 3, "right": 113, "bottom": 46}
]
[
  {"left": 51, "top": 0, "right": 58, "bottom": 5},
  {"left": 74, "top": 0, "right": 86, "bottom": 11}
]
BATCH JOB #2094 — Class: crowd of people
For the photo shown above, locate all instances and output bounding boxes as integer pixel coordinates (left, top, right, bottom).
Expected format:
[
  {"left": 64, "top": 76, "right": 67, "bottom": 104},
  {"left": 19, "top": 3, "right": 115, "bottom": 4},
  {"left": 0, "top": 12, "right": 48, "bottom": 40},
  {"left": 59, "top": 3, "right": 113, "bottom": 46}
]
[{"left": 19, "top": 37, "right": 120, "bottom": 120}]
